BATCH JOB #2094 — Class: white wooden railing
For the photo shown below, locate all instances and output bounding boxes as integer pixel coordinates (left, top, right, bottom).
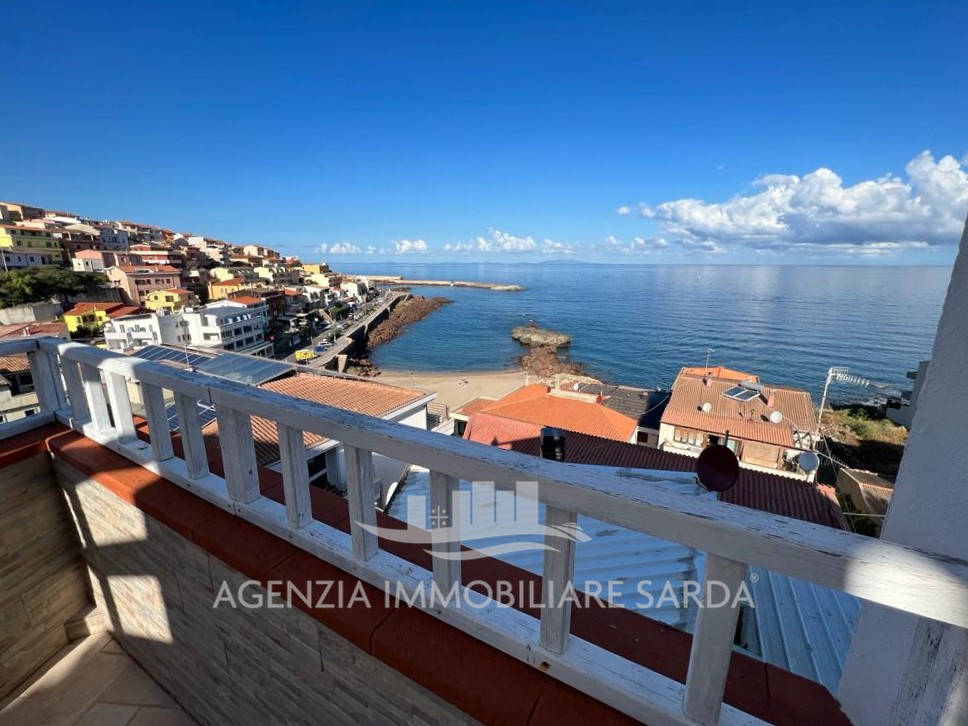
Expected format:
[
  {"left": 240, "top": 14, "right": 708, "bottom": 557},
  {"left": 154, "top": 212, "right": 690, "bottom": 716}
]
[{"left": 3, "top": 336, "right": 968, "bottom": 726}]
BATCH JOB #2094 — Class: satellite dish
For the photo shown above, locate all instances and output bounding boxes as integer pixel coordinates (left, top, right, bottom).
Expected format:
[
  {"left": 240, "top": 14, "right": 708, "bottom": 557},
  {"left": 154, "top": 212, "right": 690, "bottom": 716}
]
[
  {"left": 798, "top": 451, "right": 820, "bottom": 473},
  {"left": 696, "top": 445, "right": 740, "bottom": 492},
  {"left": 769, "top": 410, "right": 783, "bottom": 424},
  {"left": 701, "top": 402, "right": 713, "bottom": 413}
]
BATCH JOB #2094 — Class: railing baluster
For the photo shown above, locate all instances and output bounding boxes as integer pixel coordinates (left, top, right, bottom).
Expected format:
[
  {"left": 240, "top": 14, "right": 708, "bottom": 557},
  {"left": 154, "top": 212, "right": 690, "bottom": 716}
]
[
  {"left": 683, "top": 554, "right": 748, "bottom": 726},
  {"left": 429, "top": 471, "right": 461, "bottom": 594},
  {"left": 79, "top": 363, "right": 111, "bottom": 432},
  {"left": 61, "top": 358, "right": 89, "bottom": 423},
  {"left": 141, "top": 383, "right": 174, "bottom": 461},
  {"left": 174, "top": 392, "right": 209, "bottom": 480},
  {"left": 216, "top": 407, "right": 259, "bottom": 503},
  {"left": 104, "top": 371, "right": 137, "bottom": 442},
  {"left": 345, "top": 445, "right": 378, "bottom": 560},
  {"left": 540, "top": 506, "right": 578, "bottom": 654},
  {"left": 27, "top": 348, "right": 59, "bottom": 414},
  {"left": 278, "top": 424, "right": 311, "bottom": 528}
]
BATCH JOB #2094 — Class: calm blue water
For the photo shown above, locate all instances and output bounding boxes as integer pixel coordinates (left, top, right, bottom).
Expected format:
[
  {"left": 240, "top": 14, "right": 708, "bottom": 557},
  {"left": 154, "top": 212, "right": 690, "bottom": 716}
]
[{"left": 338, "top": 263, "right": 951, "bottom": 401}]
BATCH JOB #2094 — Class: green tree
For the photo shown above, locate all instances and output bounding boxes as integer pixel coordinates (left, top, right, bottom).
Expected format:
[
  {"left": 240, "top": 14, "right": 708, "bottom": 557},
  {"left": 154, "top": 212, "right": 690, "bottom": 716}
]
[{"left": 0, "top": 268, "right": 109, "bottom": 308}]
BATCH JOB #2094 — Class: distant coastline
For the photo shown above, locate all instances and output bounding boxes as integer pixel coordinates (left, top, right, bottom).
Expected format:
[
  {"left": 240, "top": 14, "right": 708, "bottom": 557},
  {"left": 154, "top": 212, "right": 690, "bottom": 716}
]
[{"left": 364, "top": 275, "right": 524, "bottom": 292}]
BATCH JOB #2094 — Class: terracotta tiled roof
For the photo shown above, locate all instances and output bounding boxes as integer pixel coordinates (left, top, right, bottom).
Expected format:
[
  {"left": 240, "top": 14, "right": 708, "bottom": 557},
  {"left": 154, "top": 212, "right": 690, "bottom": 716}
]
[
  {"left": 453, "top": 397, "right": 497, "bottom": 418},
  {"left": 229, "top": 296, "right": 267, "bottom": 305},
  {"left": 0, "top": 353, "right": 30, "bottom": 373},
  {"left": 204, "top": 373, "right": 429, "bottom": 466},
  {"left": 679, "top": 366, "right": 760, "bottom": 382},
  {"left": 109, "top": 306, "right": 146, "bottom": 318},
  {"left": 661, "top": 373, "right": 818, "bottom": 448},
  {"left": 74, "top": 249, "right": 104, "bottom": 259},
  {"left": 66, "top": 302, "right": 125, "bottom": 316},
  {"left": 464, "top": 411, "right": 846, "bottom": 530},
  {"left": 0, "top": 322, "right": 67, "bottom": 339},
  {"left": 470, "top": 384, "right": 638, "bottom": 442},
  {"left": 211, "top": 277, "right": 244, "bottom": 286}
]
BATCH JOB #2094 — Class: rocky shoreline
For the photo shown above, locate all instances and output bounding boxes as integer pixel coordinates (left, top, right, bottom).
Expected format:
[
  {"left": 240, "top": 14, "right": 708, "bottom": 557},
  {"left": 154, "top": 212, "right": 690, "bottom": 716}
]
[
  {"left": 367, "top": 295, "right": 452, "bottom": 348},
  {"left": 511, "top": 322, "right": 571, "bottom": 348}
]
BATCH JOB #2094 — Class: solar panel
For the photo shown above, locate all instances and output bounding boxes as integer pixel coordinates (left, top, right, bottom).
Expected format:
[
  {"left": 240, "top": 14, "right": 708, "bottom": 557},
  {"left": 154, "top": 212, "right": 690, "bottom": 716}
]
[
  {"left": 723, "top": 386, "right": 760, "bottom": 402},
  {"left": 165, "top": 400, "right": 218, "bottom": 433},
  {"left": 195, "top": 353, "right": 291, "bottom": 386},
  {"left": 136, "top": 345, "right": 210, "bottom": 369}
]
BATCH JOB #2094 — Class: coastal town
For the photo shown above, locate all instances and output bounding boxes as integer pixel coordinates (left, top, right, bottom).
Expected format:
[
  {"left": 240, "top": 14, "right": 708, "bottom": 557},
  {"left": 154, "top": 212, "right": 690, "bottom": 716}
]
[{"left": 0, "top": 196, "right": 934, "bottom": 723}]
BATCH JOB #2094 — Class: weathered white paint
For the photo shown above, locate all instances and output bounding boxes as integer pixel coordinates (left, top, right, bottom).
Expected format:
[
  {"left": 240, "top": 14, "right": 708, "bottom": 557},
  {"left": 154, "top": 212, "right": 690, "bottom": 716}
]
[
  {"left": 345, "top": 444, "right": 378, "bottom": 560},
  {"left": 278, "top": 423, "right": 312, "bottom": 528},
  {"left": 217, "top": 407, "right": 260, "bottom": 504},
  {"left": 540, "top": 506, "right": 578, "bottom": 655},
  {"left": 141, "top": 382, "right": 174, "bottom": 462},
  {"left": 429, "top": 471, "right": 460, "bottom": 593},
  {"left": 173, "top": 392, "right": 209, "bottom": 480},
  {"left": 104, "top": 371, "right": 137, "bottom": 442},
  {"left": 684, "top": 555, "right": 748, "bottom": 726},
  {"left": 79, "top": 363, "right": 111, "bottom": 432},
  {"left": 839, "top": 215, "right": 968, "bottom": 724}
]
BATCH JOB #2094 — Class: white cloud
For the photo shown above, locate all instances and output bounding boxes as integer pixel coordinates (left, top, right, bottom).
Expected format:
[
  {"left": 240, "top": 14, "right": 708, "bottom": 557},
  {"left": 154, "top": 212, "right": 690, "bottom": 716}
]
[
  {"left": 620, "top": 150, "right": 968, "bottom": 256},
  {"left": 540, "top": 238, "right": 574, "bottom": 255},
  {"left": 316, "top": 242, "right": 362, "bottom": 254},
  {"left": 616, "top": 205, "right": 632, "bottom": 216},
  {"left": 601, "top": 234, "right": 680, "bottom": 255},
  {"left": 392, "top": 239, "right": 430, "bottom": 254},
  {"left": 446, "top": 228, "right": 559, "bottom": 254}
]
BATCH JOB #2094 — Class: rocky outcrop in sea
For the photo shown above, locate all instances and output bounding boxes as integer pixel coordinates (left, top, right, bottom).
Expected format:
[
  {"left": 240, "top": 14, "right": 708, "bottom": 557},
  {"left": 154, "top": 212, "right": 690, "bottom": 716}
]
[{"left": 510, "top": 322, "right": 571, "bottom": 348}]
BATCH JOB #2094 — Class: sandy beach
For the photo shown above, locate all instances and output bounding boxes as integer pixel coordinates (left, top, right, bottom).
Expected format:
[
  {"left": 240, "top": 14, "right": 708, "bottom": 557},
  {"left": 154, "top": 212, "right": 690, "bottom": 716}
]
[{"left": 375, "top": 368, "right": 529, "bottom": 410}]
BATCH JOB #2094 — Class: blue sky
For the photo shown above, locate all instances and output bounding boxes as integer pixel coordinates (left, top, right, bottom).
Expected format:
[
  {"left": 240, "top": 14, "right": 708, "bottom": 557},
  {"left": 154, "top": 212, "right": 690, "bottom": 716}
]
[{"left": 3, "top": 1, "right": 967, "bottom": 264}]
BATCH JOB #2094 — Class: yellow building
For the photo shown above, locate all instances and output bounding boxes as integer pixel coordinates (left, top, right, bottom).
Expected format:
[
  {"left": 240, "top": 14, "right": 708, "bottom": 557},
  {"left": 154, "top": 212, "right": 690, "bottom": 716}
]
[
  {"left": 0, "top": 224, "right": 65, "bottom": 269},
  {"left": 62, "top": 302, "right": 142, "bottom": 333},
  {"left": 302, "top": 263, "right": 330, "bottom": 276},
  {"left": 209, "top": 277, "right": 250, "bottom": 300},
  {"left": 144, "top": 288, "right": 199, "bottom": 313}
]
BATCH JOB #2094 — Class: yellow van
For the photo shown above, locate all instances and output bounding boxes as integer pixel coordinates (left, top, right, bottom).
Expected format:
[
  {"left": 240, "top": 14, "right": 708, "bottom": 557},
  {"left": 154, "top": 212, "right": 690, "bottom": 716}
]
[{"left": 294, "top": 349, "right": 317, "bottom": 362}]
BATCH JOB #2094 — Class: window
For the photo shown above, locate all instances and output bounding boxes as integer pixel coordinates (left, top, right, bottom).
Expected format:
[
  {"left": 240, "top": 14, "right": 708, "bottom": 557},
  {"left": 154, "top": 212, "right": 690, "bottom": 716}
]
[
  {"left": 24, "top": 408, "right": 38, "bottom": 417},
  {"left": 673, "top": 428, "right": 704, "bottom": 447}
]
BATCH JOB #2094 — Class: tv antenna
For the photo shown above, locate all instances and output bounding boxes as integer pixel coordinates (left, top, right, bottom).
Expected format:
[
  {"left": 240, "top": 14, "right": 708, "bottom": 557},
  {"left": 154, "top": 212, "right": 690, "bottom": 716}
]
[
  {"left": 818, "top": 366, "right": 871, "bottom": 426},
  {"left": 704, "top": 347, "right": 715, "bottom": 370}
]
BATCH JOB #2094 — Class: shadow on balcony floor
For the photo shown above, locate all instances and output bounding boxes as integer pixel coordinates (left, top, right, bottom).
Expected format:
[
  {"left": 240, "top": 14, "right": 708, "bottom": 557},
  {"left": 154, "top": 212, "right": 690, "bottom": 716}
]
[{"left": 0, "top": 631, "right": 196, "bottom": 726}]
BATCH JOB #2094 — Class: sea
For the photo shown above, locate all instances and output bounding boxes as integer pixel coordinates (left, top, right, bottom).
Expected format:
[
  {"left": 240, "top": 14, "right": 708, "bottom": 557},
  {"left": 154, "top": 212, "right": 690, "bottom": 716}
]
[{"left": 337, "top": 262, "right": 951, "bottom": 402}]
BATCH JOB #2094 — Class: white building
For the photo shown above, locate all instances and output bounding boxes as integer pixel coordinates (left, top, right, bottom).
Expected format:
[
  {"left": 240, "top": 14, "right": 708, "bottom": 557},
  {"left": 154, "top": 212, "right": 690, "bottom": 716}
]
[
  {"left": 71, "top": 250, "right": 106, "bottom": 273},
  {"left": 182, "top": 301, "right": 272, "bottom": 356},
  {"left": 104, "top": 312, "right": 190, "bottom": 351},
  {"left": 96, "top": 225, "right": 130, "bottom": 251},
  {"left": 886, "top": 360, "right": 930, "bottom": 429}
]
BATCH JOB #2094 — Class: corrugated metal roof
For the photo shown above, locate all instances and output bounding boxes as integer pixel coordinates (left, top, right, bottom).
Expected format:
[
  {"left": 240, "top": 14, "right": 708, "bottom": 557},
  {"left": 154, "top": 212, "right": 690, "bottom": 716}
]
[{"left": 745, "top": 566, "right": 860, "bottom": 692}]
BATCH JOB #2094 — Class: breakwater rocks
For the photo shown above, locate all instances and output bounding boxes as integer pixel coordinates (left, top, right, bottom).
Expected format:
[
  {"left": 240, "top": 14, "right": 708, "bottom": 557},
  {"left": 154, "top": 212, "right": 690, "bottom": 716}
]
[
  {"left": 368, "top": 277, "right": 524, "bottom": 292},
  {"left": 518, "top": 346, "right": 584, "bottom": 377},
  {"left": 510, "top": 322, "right": 571, "bottom": 348},
  {"left": 367, "top": 296, "right": 452, "bottom": 348}
]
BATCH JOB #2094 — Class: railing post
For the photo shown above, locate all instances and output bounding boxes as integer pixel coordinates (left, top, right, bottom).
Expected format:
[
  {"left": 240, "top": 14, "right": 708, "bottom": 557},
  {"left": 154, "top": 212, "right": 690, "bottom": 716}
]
[
  {"left": 683, "top": 554, "right": 748, "bottom": 726},
  {"left": 27, "top": 347, "right": 61, "bottom": 414},
  {"left": 141, "top": 383, "right": 174, "bottom": 462},
  {"left": 345, "top": 445, "right": 378, "bottom": 560},
  {"left": 278, "top": 424, "right": 312, "bottom": 528},
  {"left": 173, "top": 392, "right": 210, "bottom": 480},
  {"left": 79, "top": 363, "right": 111, "bottom": 432},
  {"left": 214, "top": 407, "right": 259, "bottom": 502},
  {"left": 429, "top": 471, "right": 461, "bottom": 594},
  {"left": 104, "top": 371, "right": 137, "bottom": 442},
  {"left": 61, "top": 358, "right": 89, "bottom": 423},
  {"left": 540, "top": 506, "right": 578, "bottom": 654}
]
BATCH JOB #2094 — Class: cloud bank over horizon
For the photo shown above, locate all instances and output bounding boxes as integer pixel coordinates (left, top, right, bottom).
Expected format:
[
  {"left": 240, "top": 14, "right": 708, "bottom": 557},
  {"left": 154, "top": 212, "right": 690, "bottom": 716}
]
[
  {"left": 309, "top": 151, "right": 967, "bottom": 263},
  {"left": 618, "top": 150, "right": 968, "bottom": 257}
]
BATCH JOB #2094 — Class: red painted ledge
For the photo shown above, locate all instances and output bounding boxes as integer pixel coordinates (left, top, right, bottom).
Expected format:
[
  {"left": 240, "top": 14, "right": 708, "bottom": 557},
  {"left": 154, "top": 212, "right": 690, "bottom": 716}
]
[{"left": 0, "top": 425, "right": 848, "bottom": 725}]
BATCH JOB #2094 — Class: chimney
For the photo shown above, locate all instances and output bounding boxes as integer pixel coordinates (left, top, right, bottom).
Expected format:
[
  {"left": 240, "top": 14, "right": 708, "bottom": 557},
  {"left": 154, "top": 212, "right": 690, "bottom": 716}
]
[{"left": 540, "top": 427, "right": 566, "bottom": 462}]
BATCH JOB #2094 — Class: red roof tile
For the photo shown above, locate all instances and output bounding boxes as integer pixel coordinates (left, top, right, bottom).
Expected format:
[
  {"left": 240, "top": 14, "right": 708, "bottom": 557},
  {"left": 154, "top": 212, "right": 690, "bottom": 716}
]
[
  {"left": 0, "top": 353, "right": 30, "bottom": 373},
  {"left": 471, "top": 384, "right": 638, "bottom": 442},
  {"left": 66, "top": 302, "right": 126, "bottom": 316},
  {"left": 661, "top": 373, "right": 818, "bottom": 448},
  {"left": 0, "top": 322, "right": 67, "bottom": 339},
  {"left": 204, "top": 373, "right": 429, "bottom": 466},
  {"left": 464, "top": 411, "right": 847, "bottom": 530},
  {"left": 679, "top": 365, "right": 759, "bottom": 382}
]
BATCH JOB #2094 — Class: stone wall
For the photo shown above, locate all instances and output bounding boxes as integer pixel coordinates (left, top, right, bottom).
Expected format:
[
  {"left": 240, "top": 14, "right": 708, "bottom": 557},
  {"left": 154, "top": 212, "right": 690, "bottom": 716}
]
[
  {"left": 0, "top": 453, "right": 90, "bottom": 699},
  {"left": 54, "top": 459, "right": 480, "bottom": 726}
]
